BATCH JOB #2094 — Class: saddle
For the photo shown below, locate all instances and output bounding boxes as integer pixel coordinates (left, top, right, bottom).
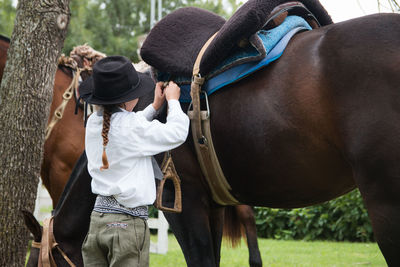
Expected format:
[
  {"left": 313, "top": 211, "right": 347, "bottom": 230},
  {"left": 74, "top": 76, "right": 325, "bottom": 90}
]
[{"left": 141, "top": 0, "right": 332, "bottom": 79}]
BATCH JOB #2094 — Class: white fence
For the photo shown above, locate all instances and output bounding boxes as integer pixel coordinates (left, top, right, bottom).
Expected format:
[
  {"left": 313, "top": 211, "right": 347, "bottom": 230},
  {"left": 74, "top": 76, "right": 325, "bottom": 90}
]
[{"left": 34, "top": 181, "right": 169, "bottom": 254}]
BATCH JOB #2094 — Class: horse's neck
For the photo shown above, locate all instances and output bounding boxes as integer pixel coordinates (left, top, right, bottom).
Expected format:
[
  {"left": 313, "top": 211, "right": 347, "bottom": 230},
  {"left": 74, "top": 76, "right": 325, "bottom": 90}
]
[{"left": 53, "top": 152, "right": 96, "bottom": 243}]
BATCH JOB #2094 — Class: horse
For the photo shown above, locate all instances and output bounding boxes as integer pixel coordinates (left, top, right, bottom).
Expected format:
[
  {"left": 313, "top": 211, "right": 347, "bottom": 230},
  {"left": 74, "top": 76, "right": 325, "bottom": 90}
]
[
  {"left": 144, "top": 12, "right": 400, "bottom": 267},
  {"left": 0, "top": 36, "right": 263, "bottom": 265}
]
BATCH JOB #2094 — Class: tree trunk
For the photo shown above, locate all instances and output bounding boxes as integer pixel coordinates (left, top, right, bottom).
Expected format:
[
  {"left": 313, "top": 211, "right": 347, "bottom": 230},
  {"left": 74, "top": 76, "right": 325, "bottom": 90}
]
[{"left": 0, "top": 0, "right": 70, "bottom": 265}]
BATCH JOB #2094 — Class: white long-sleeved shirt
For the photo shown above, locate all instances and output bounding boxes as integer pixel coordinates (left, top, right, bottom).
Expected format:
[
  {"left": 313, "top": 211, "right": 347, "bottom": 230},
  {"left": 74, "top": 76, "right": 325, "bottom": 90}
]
[{"left": 85, "top": 100, "right": 190, "bottom": 208}]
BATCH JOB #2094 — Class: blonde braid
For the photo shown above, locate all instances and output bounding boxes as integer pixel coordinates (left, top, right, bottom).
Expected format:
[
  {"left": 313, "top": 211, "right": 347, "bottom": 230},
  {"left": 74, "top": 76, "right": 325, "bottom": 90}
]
[{"left": 100, "top": 106, "right": 113, "bottom": 171}]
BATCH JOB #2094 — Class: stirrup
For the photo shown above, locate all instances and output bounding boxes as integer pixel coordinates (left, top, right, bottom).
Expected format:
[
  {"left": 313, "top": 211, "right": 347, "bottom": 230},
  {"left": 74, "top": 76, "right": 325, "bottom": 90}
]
[{"left": 155, "top": 152, "right": 182, "bottom": 213}]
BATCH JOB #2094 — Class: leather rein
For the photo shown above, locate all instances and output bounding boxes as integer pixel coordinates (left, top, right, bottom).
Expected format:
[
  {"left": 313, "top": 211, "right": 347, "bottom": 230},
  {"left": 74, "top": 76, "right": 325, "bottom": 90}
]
[{"left": 32, "top": 217, "right": 76, "bottom": 267}]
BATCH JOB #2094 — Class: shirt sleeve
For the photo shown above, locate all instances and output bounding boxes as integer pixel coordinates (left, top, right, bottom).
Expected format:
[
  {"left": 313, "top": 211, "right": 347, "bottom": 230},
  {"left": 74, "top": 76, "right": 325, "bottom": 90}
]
[
  {"left": 137, "top": 104, "right": 157, "bottom": 121},
  {"left": 134, "top": 100, "right": 190, "bottom": 156}
]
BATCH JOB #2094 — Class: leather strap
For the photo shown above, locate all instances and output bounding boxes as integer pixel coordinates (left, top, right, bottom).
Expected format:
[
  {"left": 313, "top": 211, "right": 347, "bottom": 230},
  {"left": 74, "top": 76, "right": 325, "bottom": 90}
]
[
  {"left": 38, "top": 217, "right": 76, "bottom": 267},
  {"left": 189, "top": 32, "right": 240, "bottom": 206}
]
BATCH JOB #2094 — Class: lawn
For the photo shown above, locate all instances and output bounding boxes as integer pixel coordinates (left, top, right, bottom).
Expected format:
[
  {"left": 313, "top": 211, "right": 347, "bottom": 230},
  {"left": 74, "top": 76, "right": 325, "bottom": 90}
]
[{"left": 150, "top": 234, "right": 387, "bottom": 267}]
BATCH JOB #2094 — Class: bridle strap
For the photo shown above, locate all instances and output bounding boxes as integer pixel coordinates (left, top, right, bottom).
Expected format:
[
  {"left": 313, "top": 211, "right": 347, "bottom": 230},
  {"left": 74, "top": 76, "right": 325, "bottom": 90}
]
[
  {"left": 45, "top": 68, "right": 80, "bottom": 141},
  {"left": 39, "top": 218, "right": 55, "bottom": 267},
  {"left": 45, "top": 65, "right": 93, "bottom": 141},
  {"left": 38, "top": 217, "right": 76, "bottom": 267}
]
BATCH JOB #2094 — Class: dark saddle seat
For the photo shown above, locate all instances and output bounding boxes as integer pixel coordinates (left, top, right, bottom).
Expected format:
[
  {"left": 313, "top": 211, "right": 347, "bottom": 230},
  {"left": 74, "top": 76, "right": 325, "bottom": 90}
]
[{"left": 141, "top": 0, "right": 332, "bottom": 79}]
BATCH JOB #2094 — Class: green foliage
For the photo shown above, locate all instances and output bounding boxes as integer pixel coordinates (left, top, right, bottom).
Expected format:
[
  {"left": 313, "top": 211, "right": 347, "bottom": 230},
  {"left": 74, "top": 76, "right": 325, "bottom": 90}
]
[
  {"left": 0, "top": 0, "right": 16, "bottom": 37},
  {"left": 0, "top": 0, "right": 241, "bottom": 60},
  {"left": 149, "top": 205, "right": 158, "bottom": 218},
  {"left": 63, "top": 0, "right": 240, "bottom": 61},
  {"left": 254, "top": 189, "right": 374, "bottom": 242}
]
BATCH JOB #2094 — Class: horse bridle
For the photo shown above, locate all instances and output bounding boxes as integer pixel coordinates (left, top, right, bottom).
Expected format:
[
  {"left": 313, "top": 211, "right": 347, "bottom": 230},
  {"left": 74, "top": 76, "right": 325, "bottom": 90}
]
[
  {"left": 32, "top": 217, "right": 76, "bottom": 267},
  {"left": 45, "top": 64, "right": 94, "bottom": 141}
]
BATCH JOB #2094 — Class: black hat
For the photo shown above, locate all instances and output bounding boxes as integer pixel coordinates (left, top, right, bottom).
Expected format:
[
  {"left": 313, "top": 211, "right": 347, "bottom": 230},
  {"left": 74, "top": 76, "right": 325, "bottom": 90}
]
[{"left": 79, "top": 56, "right": 154, "bottom": 105}]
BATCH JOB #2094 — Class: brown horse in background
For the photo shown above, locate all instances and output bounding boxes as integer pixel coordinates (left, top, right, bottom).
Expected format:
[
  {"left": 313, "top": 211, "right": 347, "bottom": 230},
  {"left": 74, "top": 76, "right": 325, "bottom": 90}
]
[
  {"left": 0, "top": 35, "right": 87, "bottom": 206},
  {"left": 41, "top": 64, "right": 86, "bottom": 206}
]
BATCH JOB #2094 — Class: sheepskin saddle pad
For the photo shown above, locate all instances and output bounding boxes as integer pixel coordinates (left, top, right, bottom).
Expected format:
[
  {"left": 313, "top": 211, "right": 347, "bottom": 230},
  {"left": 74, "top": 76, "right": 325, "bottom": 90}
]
[{"left": 140, "top": 0, "right": 332, "bottom": 78}]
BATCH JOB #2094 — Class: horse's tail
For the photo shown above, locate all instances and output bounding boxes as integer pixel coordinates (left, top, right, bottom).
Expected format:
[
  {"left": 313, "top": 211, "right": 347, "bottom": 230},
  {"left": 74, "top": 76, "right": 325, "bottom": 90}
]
[{"left": 223, "top": 206, "right": 245, "bottom": 247}]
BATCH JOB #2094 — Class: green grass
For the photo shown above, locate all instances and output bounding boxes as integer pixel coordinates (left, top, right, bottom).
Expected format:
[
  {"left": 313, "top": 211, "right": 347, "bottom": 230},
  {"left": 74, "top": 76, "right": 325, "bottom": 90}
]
[{"left": 150, "top": 234, "right": 387, "bottom": 267}]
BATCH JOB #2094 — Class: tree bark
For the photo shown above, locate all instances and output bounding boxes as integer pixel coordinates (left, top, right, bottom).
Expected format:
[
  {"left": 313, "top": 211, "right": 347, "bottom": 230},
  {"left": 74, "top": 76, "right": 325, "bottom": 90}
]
[{"left": 0, "top": 0, "right": 70, "bottom": 265}]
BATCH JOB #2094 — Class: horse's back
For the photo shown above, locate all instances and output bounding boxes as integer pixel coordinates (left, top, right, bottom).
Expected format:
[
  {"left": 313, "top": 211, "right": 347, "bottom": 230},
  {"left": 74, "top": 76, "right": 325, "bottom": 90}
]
[{"left": 208, "top": 13, "right": 400, "bottom": 207}]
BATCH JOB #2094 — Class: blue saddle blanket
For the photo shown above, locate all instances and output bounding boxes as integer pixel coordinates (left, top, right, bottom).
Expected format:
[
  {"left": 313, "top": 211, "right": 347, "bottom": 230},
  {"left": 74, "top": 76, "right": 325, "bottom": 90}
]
[{"left": 178, "top": 16, "right": 312, "bottom": 102}]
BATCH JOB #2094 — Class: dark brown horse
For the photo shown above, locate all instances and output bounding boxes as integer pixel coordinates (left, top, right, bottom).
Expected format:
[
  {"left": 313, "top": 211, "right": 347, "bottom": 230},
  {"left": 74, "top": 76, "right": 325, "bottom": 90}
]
[
  {"left": 23, "top": 152, "right": 95, "bottom": 267},
  {"left": 155, "top": 13, "right": 400, "bottom": 266}
]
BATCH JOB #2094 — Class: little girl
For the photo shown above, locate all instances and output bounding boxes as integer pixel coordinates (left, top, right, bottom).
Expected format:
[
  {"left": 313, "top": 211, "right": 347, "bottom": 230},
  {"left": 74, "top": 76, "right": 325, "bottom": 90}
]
[{"left": 80, "top": 56, "right": 189, "bottom": 266}]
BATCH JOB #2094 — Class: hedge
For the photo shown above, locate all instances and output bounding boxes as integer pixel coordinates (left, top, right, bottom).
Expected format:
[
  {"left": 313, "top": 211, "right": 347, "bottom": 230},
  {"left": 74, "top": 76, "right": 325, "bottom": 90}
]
[{"left": 254, "top": 189, "right": 374, "bottom": 242}]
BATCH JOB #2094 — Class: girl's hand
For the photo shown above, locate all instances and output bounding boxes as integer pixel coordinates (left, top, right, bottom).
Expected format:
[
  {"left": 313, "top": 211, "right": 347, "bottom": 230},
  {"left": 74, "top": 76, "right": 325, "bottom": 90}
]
[
  {"left": 165, "top": 82, "right": 181, "bottom": 101},
  {"left": 152, "top": 82, "right": 166, "bottom": 110}
]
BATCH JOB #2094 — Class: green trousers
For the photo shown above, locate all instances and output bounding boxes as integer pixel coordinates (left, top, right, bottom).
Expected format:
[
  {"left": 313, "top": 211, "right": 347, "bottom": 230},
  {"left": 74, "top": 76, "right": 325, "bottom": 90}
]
[{"left": 82, "top": 211, "right": 150, "bottom": 267}]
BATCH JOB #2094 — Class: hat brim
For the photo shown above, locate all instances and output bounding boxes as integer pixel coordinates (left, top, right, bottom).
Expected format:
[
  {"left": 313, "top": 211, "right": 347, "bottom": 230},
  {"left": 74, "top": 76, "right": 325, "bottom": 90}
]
[{"left": 79, "top": 72, "right": 155, "bottom": 105}]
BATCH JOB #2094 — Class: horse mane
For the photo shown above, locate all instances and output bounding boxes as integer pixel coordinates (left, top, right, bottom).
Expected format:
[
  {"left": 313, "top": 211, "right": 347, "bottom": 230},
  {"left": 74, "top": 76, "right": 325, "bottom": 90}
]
[
  {"left": 57, "top": 64, "right": 74, "bottom": 76},
  {"left": 0, "top": 34, "right": 10, "bottom": 43}
]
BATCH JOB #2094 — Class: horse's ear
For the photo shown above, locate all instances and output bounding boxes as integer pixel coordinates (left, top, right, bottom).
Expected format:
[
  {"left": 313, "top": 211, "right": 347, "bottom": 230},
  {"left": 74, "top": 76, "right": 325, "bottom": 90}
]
[{"left": 20, "top": 210, "right": 42, "bottom": 242}]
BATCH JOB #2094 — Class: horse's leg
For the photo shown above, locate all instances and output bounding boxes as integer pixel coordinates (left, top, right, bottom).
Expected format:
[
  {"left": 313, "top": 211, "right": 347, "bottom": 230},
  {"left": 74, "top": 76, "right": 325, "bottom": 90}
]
[
  {"left": 339, "top": 102, "right": 400, "bottom": 265},
  {"left": 210, "top": 206, "right": 225, "bottom": 267},
  {"left": 164, "top": 198, "right": 221, "bottom": 267},
  {"left": 352, "top": 159, "right": 400, "bottom": 266},
  {"left": 161, "top": 143, "right": 222, "bottom": 267},
  {"left": 235, "top": 205, "right": 262, "bottom": 267}
]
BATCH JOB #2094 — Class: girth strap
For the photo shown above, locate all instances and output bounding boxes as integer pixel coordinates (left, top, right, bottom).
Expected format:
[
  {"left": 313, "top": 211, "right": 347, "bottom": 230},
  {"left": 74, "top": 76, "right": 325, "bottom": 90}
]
[{"left": 189, "top": 32, "right": 240, "bottom": 206}]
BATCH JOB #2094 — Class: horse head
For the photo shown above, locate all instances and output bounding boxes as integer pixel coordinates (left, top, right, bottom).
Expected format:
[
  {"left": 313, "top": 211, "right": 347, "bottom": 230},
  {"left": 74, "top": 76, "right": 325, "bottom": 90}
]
[{"left": 24, "top": 152, "right": 95, "bottom": 267}]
